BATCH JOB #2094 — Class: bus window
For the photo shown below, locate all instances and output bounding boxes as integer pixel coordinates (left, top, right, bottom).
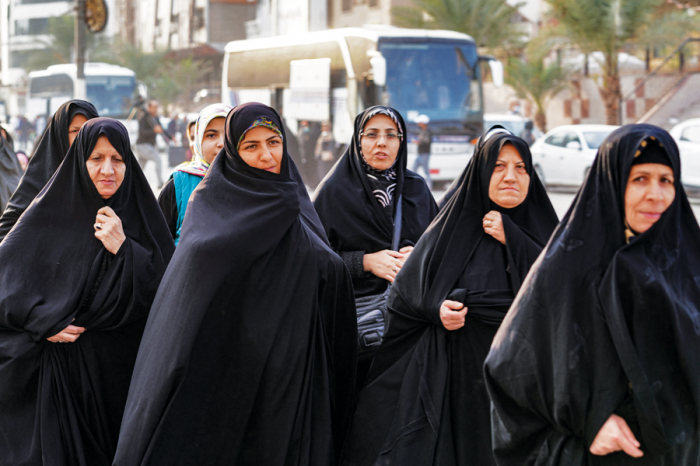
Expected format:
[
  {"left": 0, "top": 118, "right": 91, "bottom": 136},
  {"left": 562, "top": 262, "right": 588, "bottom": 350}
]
[
  {"left": 29, "top": 74, "right": 73, "bottom": 96},
  {"left": 378, "top": 40, "right": 480, "bottom": 123},
  {"left": 86, "top": 76, "right": 136, "bottom": 119}
]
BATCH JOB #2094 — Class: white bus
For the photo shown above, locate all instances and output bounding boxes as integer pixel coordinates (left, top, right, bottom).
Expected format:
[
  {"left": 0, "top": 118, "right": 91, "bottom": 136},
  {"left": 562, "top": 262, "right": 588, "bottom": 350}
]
[
  {"left": 27, "top": 63, "right": 139, "bottom": 121},
  {"left": 222, "top": 26, "right": 502, "bottom": 185}
]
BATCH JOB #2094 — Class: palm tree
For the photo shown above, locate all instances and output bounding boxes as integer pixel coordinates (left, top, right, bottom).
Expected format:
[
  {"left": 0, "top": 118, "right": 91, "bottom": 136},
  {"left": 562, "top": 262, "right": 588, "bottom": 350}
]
[
  {"left": 506, "top": 41, "right": 571, "bottom": 132},
  {"left": 546, "top": 0, "right": 698, "bottom": 125},
  {"left": 392, "top": 0, "right": 526, "bottom": 50},
  {"left": 23, "top": 15, "right": 103, "bottom": 71}
]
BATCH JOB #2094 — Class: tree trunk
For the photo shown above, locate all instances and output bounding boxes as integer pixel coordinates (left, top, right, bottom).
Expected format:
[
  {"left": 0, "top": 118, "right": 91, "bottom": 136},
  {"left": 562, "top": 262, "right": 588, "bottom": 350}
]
[
  {"left": 598, "top": 69, "right": 621, "bottom": 126},
  {"left": 534, "top": 105, "right": 547, "bottom": 133}
]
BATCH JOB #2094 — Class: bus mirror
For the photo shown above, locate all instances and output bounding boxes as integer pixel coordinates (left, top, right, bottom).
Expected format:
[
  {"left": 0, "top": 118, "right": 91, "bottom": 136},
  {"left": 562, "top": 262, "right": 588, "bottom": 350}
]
[
  {"left": 489, "top": 60, "right": 504, "bottom": 88},
  {"left": 370, "top": 55, "right": 386, "bottom": 87}
]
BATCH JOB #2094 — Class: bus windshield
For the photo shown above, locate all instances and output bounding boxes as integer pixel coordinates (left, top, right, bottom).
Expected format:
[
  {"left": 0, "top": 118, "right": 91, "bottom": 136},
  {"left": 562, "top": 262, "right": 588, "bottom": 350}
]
[
  {"left": 87, "top": 76, "right": 136, "bottom": 119},
  {"left": 379, "top": 40, "right": 480, "bottom": 123}
]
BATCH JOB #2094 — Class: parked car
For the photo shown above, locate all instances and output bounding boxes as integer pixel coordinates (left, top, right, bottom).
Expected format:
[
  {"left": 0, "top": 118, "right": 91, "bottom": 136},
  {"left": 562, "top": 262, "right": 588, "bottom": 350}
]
[
  {"left": 531, "top": 124, "right": 618, "bottom": 186},
  {"left": 669, "top": 118, "right": 700, "bottom": 189}
]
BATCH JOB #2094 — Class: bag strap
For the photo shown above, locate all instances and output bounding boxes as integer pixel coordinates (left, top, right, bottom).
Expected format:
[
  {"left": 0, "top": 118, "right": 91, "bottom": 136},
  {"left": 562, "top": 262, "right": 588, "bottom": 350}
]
[{"left": 391, "top": 194, "right": 403, "bottom": 252}]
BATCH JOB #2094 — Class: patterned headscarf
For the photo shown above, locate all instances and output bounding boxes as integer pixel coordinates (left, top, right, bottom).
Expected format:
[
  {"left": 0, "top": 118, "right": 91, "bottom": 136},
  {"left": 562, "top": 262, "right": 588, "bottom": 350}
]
[
  {"left": 176, "top": 103, "right": 232, "bottom": 177},
  {"left": 236, "top": 117, "right": 284, "bottom": 151}
]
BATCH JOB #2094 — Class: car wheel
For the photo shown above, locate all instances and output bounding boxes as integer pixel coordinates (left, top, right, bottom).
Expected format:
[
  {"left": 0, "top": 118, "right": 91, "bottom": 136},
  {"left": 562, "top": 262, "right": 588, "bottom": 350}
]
[{"left": 534, "top": 164, "right": 546, "bottom": 186}]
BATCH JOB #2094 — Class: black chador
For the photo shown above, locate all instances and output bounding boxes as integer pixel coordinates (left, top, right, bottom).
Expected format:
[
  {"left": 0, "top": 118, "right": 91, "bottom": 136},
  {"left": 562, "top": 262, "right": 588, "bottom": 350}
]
[
  {"left": 0, "top": 128, "right": 21, "bottom": 211},
  {"left": 0, "top": 118, "right": 174, "bottom": 465},
  {"left": 340, "top": 129, "right": 558, "bottom": 465},
  {"left": 485, "top": 124, "right": 700, "bottom": 465},
  {"left": 112, "top": 103, "right": 357, "bottom": 466}
]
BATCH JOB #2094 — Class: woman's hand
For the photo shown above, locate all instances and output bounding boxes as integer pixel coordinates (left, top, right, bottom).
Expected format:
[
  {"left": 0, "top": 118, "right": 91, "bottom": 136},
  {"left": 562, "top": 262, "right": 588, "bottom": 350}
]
[
  {"left": 590, "top": 414, "right": 643, "bottom": 458},
  {"left": 94, "top": 206, "right": 125, "bottom": 254},
  {"left": 363, "top": 249, "right": 405, "bottom": 283},
  {"left": 483, "top": 211, "right": 506, "bottom": 244},
  {"left": 399, "top": 245, "right": 414, "bottom": 262},
  {"left": 440, "top": 300, "right": 467, "bottom": 330},
  {"left": 47, "top": 324, "right": 85, "bottom": 343}
]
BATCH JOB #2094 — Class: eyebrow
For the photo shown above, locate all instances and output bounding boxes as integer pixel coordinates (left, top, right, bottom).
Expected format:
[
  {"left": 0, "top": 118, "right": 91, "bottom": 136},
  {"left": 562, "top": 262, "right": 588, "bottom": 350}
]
[
  {"left": 364, "top": 126, "right": 397, "bottom": 131},
  {"left": 242, "top": 135, "right": 281, "bottom": 144}
]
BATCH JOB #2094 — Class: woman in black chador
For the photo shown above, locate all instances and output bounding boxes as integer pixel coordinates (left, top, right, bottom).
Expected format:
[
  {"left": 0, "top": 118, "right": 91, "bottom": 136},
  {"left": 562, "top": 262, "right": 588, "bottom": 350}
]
[
  {"left": 485, "top": 124, "right": 700, "bottom": 465},
  {"left": 313, "top": 106, "right": 438, "bottom": 390},
  {"left": 0, "top": 118, "right": 174, "bottom": 465},
  {"left": 340, "top": 128, "right": 559, "bottom": 466},
  {"left": 0, "top": 126, "right": 21, "bottom": 210},
  {"left": 0, "top": 100, "right": 98, "bottom": 241},
  {"left": 112, "top": 103, "right": 357, "bottom": 466}
]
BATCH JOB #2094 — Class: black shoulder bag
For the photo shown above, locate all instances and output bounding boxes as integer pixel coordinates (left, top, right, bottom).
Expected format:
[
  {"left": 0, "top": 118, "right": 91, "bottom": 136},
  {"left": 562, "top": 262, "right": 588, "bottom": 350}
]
[{"left": 355, "top": 195, "right": 402, "bottom": 357}]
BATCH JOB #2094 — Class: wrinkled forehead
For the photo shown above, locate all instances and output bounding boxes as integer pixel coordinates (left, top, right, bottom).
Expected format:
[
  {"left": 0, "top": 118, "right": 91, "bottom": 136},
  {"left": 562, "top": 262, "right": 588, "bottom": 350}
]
[{"left": 362, "top": 114, "right": 399, "bottom": 132}]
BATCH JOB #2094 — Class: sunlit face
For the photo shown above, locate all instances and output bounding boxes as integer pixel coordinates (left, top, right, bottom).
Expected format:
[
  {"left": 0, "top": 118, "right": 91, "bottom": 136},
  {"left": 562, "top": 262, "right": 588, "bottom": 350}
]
[
  {"left": 488, "top": 144, "right": 530, "bottom": 209},
  {"left": 624, "top": 163, "right": 675, "bottom": 234},
  {"left": 86, "top": 136, "right": 126, "bottom": 199},
  {"left": 238, "top": 126, "right": 284, "bottom": 174},
  {"left": 360, "top": 114, "right": 401, "bottom": 171},
  {"left": 200, "top": 117, "right": 225, "bottom": 165},
  {"left": 68, "top": 114, "right": 89, "bottom": 146}
]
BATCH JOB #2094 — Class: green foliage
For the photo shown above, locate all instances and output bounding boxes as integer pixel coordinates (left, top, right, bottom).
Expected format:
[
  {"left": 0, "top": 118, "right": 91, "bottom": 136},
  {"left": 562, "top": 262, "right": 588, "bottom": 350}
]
[
  {"left": 505, "top": 40, "right": 571, "bottom": 130},
  {"left": 392, "top": 0, "right": 527, "bottom": 50}
]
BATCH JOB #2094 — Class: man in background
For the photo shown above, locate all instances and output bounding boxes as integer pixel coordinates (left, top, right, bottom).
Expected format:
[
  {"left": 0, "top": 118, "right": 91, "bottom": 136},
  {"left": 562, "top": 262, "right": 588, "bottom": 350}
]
[
  {"left": 413, "top": 114, "right": 432, "bottom": 190},
  {"left": 135, "top": 100, "right": 166, "bottom": 188}
]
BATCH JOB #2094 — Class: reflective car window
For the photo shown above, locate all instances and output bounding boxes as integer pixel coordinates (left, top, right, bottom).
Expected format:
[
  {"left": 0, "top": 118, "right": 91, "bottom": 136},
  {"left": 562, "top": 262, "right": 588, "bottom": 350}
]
[
  {"left": 562, "top": 132, "right": 581, "bottom": 147},
  {"left": 583, "top": 131, "right": 614, "bottom": 149},
  {"left": 545, "top": 132, "right": 566, "bottom": 147},
  {"left": 681, "top": 126, "right": 700, "bottom": 143}
]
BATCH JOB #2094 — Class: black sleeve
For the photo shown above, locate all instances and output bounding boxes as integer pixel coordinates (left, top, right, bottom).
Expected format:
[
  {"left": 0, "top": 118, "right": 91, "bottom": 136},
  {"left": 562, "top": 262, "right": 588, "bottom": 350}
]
[
  {"left": 157, "top": 179, "right": 178, "bottom": 240},
  {"left": 339, "top": 250, "right": 366, "bottom": 279}
]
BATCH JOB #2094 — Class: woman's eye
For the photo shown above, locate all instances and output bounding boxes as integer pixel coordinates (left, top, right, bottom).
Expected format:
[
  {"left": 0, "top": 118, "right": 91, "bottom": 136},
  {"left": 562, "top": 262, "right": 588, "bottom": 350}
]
[
  {"left": 366, "top": 132, "right": 378, "bottom": 138},
  {"left": 243, "top": 144, "right": 256, "bottom": 150},
  {"left": 269, "top": 140, "right": 280, "bottom": 145}
]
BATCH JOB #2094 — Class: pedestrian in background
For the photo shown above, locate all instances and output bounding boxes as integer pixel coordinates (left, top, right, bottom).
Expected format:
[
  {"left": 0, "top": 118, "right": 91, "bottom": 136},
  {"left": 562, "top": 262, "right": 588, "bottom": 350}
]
[
  {"left": 167, "top": 113, "right": 182, "bottom": 145},
  {"left": 0, "top": 100, "right": 98, "bottom": 242},
  {"left": 134, "top": 100, "right": 166, "bottom": 188},
  {"left": 340, "top": 127, "right": 557, "bottom": 466},
  {"left": 519, "top": 120, "right": 536, "bottom": 146},
  {"left": 485, "top": 125, "right": 700, "bottom": 465},
  {"left": 314, "top": 119, "right": 337, "bottom": 181},
  {"left": 413, "top": 114, "right": 433, "bottom": 189},
  {"left": 314, "top": 106, "right": 438, "bottom": 394},
  {"left": 0, "top": 118, "right": 174, "bottom": 466},
  {"left": 113, "top": 103, "right": 356, "bottom": 466},
  {"left": 158, "top": 103, "right": 232, "bottom": 244}
]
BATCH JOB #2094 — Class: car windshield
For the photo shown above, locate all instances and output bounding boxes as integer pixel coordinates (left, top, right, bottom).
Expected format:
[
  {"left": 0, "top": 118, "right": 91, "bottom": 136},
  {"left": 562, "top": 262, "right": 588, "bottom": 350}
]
[
  {"left": 583, "top": 131, "right": 613, "bottom": 149},
  {"left": 379, "top": 40, "right": 480, "bottom": 123},
  {"left": 86, "top": 75, "right": 135, "bottom": 119}
]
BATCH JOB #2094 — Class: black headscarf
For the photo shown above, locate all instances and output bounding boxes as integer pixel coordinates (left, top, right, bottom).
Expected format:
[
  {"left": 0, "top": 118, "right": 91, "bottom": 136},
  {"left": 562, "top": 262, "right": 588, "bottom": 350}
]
[
  {"left": 313, "top": 105, "right": 438, "bottom": 297},
  {"left": 0, "top": 100, "right": 98, "bottom": 241},
  {"left": 340, "top": 128, "right": 558, "bottom": 466},
  {"left": 0, "top": 118, "right": 174, "bottom": 465},
  {"left": 0, "top": 129, "right": 21, "bottom": 211},
  {"left": 113, "top": 103, "right": 357, "bottom": 466},
  {"left": 485, "top": 124, "right": 700, "bottom": 465}
]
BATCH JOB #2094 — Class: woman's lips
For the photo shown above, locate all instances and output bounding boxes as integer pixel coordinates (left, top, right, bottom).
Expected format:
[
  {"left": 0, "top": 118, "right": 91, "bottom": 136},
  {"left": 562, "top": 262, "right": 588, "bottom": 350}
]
[
  {"left": 640, "top": 211, "right": 662, "bottom": 220},
  {"left": 374, "top": 152, "right": 388, "bottom": 158},
  {"left": 263, "top": 166, "right": 277, "bottom": 172}
]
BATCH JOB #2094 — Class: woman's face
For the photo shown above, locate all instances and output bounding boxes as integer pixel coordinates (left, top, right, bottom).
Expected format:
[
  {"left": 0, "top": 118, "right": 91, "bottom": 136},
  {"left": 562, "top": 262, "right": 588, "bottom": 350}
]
[
  {"left": 238, "top": 126, "right": 284, "bottom": 174},
  {"left": 488, "top": 144, "right": 530, "bottom": 209},
  {"left": 624, "top": 163, "right": 675, "bottom": 233},
  {"left": 86, "top": 136, "right": 126, "bottom": 199},
  {"left": 201, "top": 117, "right": 225, "bottom": 165},
  {"left": 360, "top": 114, "right": 401, "bottom": 171},
  {"left": 68, "top": 114, "right": 89, "bottom": 146}
]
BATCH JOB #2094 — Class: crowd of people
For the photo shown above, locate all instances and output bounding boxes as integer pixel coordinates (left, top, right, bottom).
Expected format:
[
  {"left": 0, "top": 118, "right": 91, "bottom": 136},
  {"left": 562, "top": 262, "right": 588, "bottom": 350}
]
[{"left": 0, "top": 98, "right": 698, "bottom": 466}]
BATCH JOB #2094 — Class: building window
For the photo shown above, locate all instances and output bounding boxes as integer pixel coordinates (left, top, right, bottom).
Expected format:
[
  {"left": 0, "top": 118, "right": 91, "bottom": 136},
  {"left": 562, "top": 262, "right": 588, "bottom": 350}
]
[
  {"left": 342, "top": 0, "right": 352, "bottom": 12},
  {"left": 14, "top": 17, "right": 49, "bottom": 35},
  {"left": 369, "top": 0, "right": 378, "bottom": 6},
  {"left": 18, "top": 0, "right": 66, "bottom": 3}
]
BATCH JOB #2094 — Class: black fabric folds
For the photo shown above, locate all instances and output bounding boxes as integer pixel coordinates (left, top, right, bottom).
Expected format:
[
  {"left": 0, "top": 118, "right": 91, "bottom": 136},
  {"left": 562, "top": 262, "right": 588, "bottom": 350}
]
[
  {"left": 340, "top": 129, "right": 558, "bottom": 466},
  {"left": 0, "top": 118, "right": 174, "bottom": 466},
  {"left": 113, "top": 103, "right": 357, "bottom": 466},
  {"left": 484, "top": 124, "right": 700, "bottom": 465},
  {"left": 0, "top": 130, "right": 21, "bottom": 210},
  {"left": 0, "top": 100, "right": 98, "bottom": 241},
  {"left": 313, "top": 105, "right": 438, "bottom": 298}
]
